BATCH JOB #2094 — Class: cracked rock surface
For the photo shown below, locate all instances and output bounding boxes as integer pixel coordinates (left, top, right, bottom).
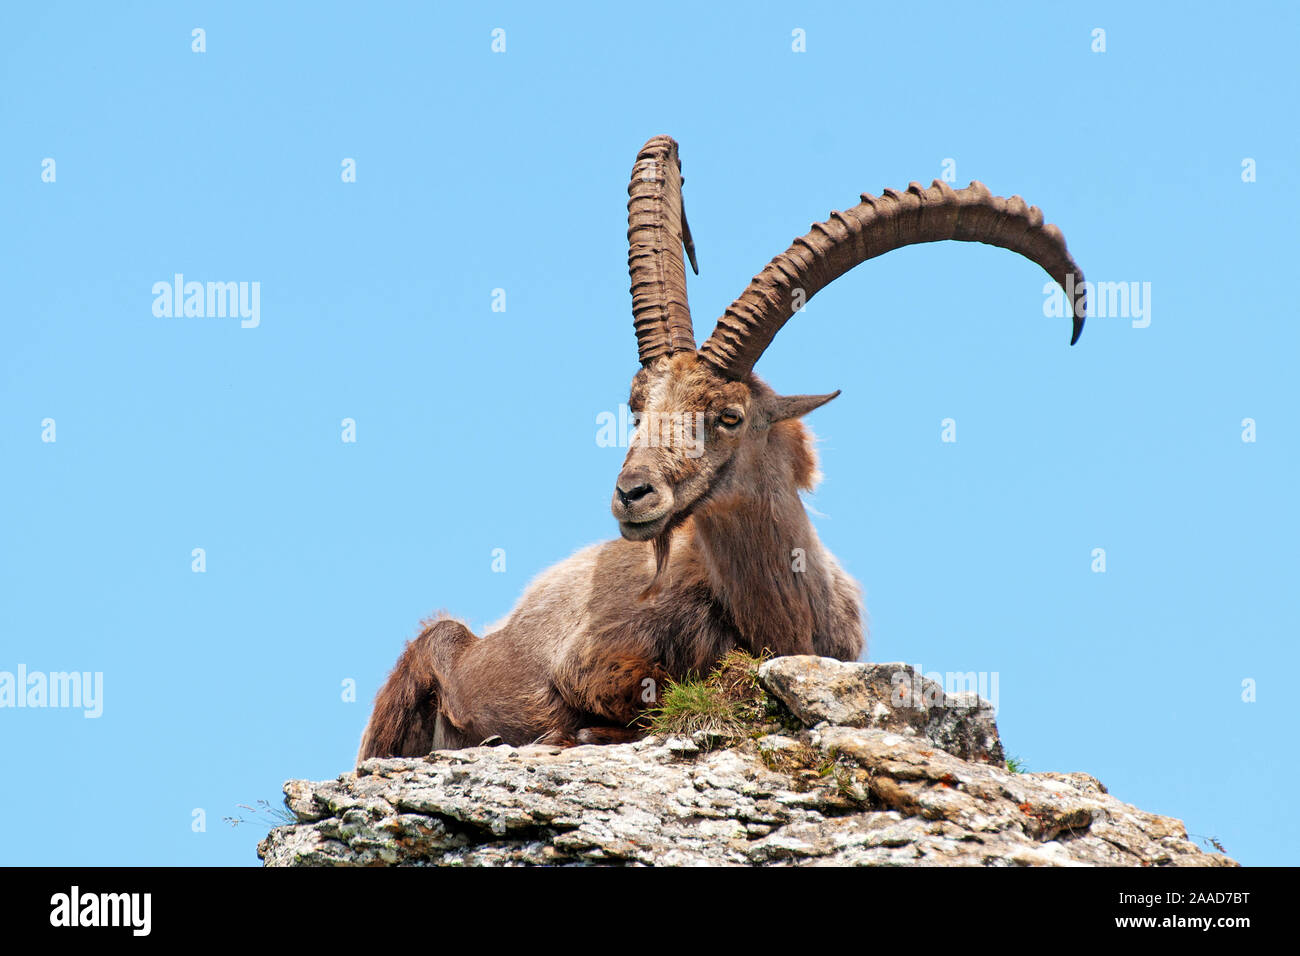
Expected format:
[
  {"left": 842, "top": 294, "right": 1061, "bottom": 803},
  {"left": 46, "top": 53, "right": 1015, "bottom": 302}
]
[{"left": 258, "top": 658, "right": 1236, "bottom": 867}]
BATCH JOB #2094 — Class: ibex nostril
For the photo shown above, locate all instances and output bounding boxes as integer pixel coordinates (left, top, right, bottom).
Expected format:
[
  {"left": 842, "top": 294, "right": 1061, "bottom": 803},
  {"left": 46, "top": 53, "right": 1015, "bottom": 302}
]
[{"left": 619, "top": 483, "right": 654, "bottom": 505}]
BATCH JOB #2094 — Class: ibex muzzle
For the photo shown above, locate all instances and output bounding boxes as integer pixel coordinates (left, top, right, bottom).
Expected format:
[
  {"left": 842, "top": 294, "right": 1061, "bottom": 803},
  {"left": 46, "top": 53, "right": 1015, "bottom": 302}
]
[{"left": 612, "top": 463, "right": 667, "bottom": 539}]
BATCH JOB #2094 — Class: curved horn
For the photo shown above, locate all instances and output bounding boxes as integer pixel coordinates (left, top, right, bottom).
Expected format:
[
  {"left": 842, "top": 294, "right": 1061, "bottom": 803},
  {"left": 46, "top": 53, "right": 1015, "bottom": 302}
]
[
  {"left": 627, "top": 135, "right": 698, "bottom": 365},
  {"left": 698, "top": 179, "right": 1087, "bottom": 379}
]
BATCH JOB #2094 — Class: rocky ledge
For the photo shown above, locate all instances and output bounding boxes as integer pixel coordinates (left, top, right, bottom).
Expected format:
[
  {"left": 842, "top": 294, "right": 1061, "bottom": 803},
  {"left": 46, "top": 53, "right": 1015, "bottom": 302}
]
[{"left": 259, "top": 656, "right": 1236, "bottom": 867}]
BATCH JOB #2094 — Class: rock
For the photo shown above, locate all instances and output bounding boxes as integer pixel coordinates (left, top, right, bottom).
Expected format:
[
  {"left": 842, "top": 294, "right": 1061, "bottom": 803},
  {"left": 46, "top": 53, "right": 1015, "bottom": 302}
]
[
  {"left": 757, "top": 657, "right": 1005, "bottom": 764},
  {"left": 258, "top": 656, "right": 1236, "bottom": 868}
]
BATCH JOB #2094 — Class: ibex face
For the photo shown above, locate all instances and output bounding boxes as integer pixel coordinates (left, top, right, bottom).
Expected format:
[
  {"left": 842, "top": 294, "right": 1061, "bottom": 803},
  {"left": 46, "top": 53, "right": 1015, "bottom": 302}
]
[{"left": 612, "top": 353, "right": 838, "bottom": 543}]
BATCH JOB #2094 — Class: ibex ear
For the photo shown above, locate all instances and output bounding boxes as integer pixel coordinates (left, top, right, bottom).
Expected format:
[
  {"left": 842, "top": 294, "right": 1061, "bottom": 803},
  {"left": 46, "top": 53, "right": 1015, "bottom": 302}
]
[{"left": 770, "top": 390, "right": 841, "bottom": 424}]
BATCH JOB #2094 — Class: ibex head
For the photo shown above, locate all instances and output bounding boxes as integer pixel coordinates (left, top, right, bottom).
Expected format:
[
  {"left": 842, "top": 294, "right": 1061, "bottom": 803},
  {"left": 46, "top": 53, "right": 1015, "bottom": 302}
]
[
  {"left": 613, "top": 135, "right": 1087, "bottom": 583},
  {"left": 613, "top": 352, "right": 839, "bottom": 544}
]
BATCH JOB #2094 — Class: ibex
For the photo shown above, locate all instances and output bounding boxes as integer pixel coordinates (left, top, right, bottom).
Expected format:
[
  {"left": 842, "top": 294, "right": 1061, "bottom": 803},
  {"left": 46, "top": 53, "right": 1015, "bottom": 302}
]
[{"left": 358, "top": 135, "right": 1086, "bottom": 760}]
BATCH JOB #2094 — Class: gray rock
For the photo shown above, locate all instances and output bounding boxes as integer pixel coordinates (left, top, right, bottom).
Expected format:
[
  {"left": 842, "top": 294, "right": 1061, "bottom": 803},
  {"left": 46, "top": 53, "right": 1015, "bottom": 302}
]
[
  {"left": 258, "top": 656, "right": 1235, "bottom": 868},
  {"left": 757, "top": 657, "right": 1005, "bottom": 764}
]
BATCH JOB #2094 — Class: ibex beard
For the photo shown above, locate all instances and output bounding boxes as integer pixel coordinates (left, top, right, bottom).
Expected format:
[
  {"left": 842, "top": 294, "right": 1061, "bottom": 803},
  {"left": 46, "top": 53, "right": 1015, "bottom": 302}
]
[{"left": 357, "top": 134, "right": 1085, "bottom": 761}]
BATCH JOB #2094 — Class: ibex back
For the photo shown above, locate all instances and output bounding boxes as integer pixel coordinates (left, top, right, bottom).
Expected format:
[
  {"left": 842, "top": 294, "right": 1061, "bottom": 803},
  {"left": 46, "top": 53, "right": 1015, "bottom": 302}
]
[{"left": 357, "top": 135, "right": 1087, "bottom": 760}]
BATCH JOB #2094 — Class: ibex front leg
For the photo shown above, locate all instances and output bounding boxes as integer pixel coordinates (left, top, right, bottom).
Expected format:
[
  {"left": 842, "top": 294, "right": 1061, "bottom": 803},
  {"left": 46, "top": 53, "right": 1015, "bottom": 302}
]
[{"left": 554, "top": 648, "right": 672, "bottom": 744}]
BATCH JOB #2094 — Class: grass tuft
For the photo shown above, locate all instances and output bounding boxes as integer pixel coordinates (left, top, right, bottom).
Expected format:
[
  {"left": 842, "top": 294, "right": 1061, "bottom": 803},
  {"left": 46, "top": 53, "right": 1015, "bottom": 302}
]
[
  {"left": 224, "top": 798, "right": 297, "bottom": 830},
  {"left": 643, "top": 649, "right": 770, "bottom": 742}
]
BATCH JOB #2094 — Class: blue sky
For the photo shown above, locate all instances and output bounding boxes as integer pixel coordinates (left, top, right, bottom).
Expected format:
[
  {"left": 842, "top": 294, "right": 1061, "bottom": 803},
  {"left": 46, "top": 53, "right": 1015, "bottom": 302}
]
[{"left": 2, "top": 2, "right": 1296, "bottom": 866}]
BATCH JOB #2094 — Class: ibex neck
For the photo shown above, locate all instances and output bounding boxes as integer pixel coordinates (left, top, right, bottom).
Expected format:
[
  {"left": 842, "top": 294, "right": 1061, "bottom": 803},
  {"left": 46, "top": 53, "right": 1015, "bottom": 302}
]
[{"left": 690, "top": 480, "right": 827, "bottom": 657}]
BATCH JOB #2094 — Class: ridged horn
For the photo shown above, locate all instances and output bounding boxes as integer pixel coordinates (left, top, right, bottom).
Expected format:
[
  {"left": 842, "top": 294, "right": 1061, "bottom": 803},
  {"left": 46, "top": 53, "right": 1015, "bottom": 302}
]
[
  {"left": 627, "top": 135, "right": 698, "bottom": 365},
  {"left": 698, "top": 179, "right": 1087, "bottom": 379}
]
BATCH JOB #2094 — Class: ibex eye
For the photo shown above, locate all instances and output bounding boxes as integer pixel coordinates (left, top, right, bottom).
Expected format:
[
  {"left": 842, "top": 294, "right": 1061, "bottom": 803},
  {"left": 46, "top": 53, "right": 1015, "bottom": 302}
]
[{"left": 719, "top": 409, "right": 743, "bottom": 427}]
